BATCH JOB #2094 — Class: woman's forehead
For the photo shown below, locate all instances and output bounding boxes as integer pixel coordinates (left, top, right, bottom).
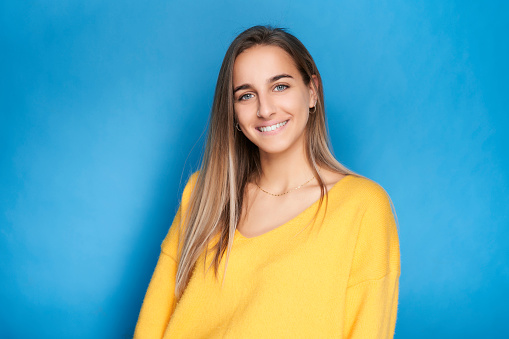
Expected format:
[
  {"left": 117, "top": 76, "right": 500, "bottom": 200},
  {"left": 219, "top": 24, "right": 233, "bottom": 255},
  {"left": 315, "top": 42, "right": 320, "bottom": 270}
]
[{"left": 233, "top": 45, "right": 301, "bottom": 84}]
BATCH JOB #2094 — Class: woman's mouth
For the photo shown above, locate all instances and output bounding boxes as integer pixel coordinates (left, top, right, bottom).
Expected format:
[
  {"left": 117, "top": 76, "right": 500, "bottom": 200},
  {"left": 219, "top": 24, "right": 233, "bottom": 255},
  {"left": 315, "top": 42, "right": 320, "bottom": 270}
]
[{"left": 256, "top": 120, "right": 289, "bottom": 133}]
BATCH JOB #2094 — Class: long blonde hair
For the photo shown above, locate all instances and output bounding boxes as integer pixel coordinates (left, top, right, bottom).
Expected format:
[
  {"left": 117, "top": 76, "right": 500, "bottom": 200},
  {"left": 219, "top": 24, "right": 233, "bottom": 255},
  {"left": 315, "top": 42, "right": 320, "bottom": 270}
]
[{"left": 174, "top": 26, "right": 355, "bottom": 298}]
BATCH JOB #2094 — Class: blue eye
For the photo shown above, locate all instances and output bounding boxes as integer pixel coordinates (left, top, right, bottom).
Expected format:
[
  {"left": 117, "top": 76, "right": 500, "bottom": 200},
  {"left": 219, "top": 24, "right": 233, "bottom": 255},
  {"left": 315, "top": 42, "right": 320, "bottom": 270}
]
[
  {"left": 239, "top": 93, "right": 254, "bottom": 101},
  {"left": 274, "top": 84, "right": 288, "bottom": 92}
]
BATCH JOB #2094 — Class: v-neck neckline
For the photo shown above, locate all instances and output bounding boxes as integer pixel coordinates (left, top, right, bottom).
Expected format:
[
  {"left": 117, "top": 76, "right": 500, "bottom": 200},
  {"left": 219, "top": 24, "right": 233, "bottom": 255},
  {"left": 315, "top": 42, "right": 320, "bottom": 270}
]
[{"left": 235, "top": 174, "right": 353, "bottom": 241}]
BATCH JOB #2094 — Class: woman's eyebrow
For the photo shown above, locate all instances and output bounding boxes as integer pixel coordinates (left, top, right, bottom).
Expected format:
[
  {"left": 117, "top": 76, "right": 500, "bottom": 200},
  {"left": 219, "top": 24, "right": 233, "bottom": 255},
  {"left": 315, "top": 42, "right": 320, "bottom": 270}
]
[
  {"left": 268, "top": 73, "right": 293, "bottom": 83},
  {"left": 233, "top": 84, "right": 251, "bottom": 94},
  {"left": 233, "top": 74, "right": 294, "bottom": 94}
]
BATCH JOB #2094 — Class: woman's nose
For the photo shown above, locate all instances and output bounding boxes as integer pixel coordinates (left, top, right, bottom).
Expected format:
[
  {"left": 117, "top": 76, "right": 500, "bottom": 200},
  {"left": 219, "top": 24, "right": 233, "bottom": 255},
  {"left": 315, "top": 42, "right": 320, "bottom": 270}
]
[{"left": 257, "top": 94, "right": 276, "bottom": 119}]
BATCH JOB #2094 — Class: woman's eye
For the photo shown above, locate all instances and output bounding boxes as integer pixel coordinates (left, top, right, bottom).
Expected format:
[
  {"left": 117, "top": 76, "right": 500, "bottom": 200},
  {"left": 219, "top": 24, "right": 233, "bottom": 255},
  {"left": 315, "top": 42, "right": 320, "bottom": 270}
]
[
  {"left": 239, "top": 93, "right": 254, "bottom": 101},
  {"left": 274, "top": 84, "right": 288, "bottom": 92}
]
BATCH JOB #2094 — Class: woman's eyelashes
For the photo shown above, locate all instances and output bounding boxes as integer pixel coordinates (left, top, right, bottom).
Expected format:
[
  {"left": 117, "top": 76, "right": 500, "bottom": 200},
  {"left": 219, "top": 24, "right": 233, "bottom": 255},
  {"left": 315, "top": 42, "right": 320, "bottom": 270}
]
[
  {"left": 237, "top": 84, "right": 290, "bottom": 101},
  {"left": 274, "top": 84, "right": 289, "bottom": 92},
  {"left": 239, "top": 93, "right": 254, "bottom": 101}
]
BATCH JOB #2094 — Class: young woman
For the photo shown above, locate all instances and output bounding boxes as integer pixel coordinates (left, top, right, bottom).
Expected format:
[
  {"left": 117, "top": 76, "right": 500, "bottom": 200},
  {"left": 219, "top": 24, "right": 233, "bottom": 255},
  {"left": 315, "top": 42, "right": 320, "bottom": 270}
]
[{"left": 134, "top": 26, "right": 400, "bottom": 338}]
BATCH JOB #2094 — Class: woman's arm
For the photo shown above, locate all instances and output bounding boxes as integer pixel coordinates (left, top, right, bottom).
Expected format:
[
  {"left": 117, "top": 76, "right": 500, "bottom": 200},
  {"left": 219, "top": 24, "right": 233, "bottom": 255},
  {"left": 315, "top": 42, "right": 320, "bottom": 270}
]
[
  {"left": 133, "top": 206, "right": 181, "bottom": 339},
  {"left": 344, "top": 184, "right": 401, "bottom": 338},
  {"left": 134, "top": 172, "right": 199, "bottom": 338}
]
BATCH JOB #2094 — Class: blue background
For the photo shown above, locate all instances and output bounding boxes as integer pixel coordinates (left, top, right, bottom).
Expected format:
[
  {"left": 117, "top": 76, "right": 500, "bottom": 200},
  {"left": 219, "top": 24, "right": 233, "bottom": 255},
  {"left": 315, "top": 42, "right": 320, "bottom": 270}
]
[{"left": 1, "top": 1, "right": 508, "bottom": 338}]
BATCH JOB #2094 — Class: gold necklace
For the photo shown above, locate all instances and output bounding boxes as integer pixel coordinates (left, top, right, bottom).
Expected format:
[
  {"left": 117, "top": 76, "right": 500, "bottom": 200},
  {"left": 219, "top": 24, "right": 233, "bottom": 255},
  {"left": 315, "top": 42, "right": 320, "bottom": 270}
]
[{"left": 255, "top": 176, "right": 315, "bottom": 197}]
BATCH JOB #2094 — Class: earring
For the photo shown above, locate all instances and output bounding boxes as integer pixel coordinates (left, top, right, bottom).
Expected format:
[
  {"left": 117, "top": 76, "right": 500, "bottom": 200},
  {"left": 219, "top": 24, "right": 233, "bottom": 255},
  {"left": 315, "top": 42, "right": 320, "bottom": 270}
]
[
  {"left": 309, "top": 101, "right": 317, "bottom": 114},
  {"left": 236, "top": 122, "right": 242, "bottom": 131},
  {"left": 256, "top": 110, "right": 261, "bottom": 118}
]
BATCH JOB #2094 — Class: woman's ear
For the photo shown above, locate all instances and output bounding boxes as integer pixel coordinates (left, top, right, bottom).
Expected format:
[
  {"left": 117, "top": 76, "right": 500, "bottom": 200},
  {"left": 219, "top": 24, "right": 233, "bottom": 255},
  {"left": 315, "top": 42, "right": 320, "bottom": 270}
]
[{"left": 309, "top": 74, "right": 319, "bottom": 107}]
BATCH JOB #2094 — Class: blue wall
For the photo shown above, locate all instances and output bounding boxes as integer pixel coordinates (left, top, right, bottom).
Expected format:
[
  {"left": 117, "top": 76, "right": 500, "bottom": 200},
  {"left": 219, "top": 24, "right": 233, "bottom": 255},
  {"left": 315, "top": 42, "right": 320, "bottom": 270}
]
[{"left": 1, "top": 1, "right": 507, "bottom": 338}]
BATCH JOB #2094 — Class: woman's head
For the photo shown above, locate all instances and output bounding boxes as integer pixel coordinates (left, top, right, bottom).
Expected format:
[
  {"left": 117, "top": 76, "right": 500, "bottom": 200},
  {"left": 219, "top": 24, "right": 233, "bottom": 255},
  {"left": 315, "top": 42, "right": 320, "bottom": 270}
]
[
  {"left": 209, "top": 26, "right": 327, "bottom": 171},
  {"left": 233, "top": 44, "right": 318, "bottom": 156}
]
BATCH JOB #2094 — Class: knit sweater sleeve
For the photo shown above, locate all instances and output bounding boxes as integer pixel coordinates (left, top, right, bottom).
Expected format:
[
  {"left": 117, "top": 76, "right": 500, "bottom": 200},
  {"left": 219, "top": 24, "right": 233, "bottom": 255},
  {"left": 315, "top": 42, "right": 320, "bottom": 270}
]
[
  {"left": 343, "top": 182, "right": 401, "bottom": 338},
  {"left": 133, "top": 173, "right": 199, "bottom": 339}
]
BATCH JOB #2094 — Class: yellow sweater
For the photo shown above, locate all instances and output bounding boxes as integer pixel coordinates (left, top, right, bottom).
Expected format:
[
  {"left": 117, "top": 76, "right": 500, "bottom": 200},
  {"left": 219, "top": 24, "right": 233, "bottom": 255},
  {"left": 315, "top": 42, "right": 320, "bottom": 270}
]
[{"left": 134, "top": 173, "right": 400, "bottom": 338}]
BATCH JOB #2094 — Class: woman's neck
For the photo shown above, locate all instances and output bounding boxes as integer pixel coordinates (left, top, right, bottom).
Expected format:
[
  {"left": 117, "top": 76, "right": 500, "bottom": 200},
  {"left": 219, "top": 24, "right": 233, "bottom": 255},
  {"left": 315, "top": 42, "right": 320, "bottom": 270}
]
[{"left": 257, "top": 142, "right": 316, "bottom": 193}]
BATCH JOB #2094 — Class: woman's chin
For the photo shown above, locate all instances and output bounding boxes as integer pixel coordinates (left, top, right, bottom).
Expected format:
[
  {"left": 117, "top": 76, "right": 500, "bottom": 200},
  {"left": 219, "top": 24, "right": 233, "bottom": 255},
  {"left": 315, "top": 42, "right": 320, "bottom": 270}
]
[{"left": 256, "top": 142, "right": 296, "bottom": 156}]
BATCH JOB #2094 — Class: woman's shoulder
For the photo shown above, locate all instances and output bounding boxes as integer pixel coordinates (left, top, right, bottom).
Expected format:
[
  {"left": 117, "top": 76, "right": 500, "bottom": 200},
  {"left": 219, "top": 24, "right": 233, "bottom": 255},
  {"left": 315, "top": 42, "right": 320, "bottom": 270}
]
[
  {"left": 344, "top": 174, "right": 389, "bottom": 198},
  {"left": 180, "top": 171, "right": 200, "bottom": 204},
  {"left": 160, "top": 171, "right": 200, "bottom": 256},
  {"left": 329, "top": 174, "right": 393, "bottom": 212},
  {"left": 332, "top": 175, "right": 398, "bottom": 240}
]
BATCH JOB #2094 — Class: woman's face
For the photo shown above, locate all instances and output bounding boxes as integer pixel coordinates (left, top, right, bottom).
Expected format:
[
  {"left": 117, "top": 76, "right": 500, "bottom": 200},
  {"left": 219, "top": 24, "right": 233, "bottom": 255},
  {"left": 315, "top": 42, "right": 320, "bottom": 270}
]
[{"left": 233, "top": 45, "right": 317, "bottom": 156}]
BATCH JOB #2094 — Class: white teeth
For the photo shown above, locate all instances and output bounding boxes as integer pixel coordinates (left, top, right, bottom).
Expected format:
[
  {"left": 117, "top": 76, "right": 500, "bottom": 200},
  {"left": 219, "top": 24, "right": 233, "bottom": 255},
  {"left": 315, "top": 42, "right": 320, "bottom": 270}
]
[{"left": 259, "top": 120, "right": 287, "bottom": 132}]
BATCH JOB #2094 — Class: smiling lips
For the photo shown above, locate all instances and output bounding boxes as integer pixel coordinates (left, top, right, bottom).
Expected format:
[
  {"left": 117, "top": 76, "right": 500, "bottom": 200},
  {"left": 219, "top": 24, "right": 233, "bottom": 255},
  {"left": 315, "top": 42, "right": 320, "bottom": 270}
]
[{"left": 256, "top": 120, "right": 288, "bottom": 133}]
